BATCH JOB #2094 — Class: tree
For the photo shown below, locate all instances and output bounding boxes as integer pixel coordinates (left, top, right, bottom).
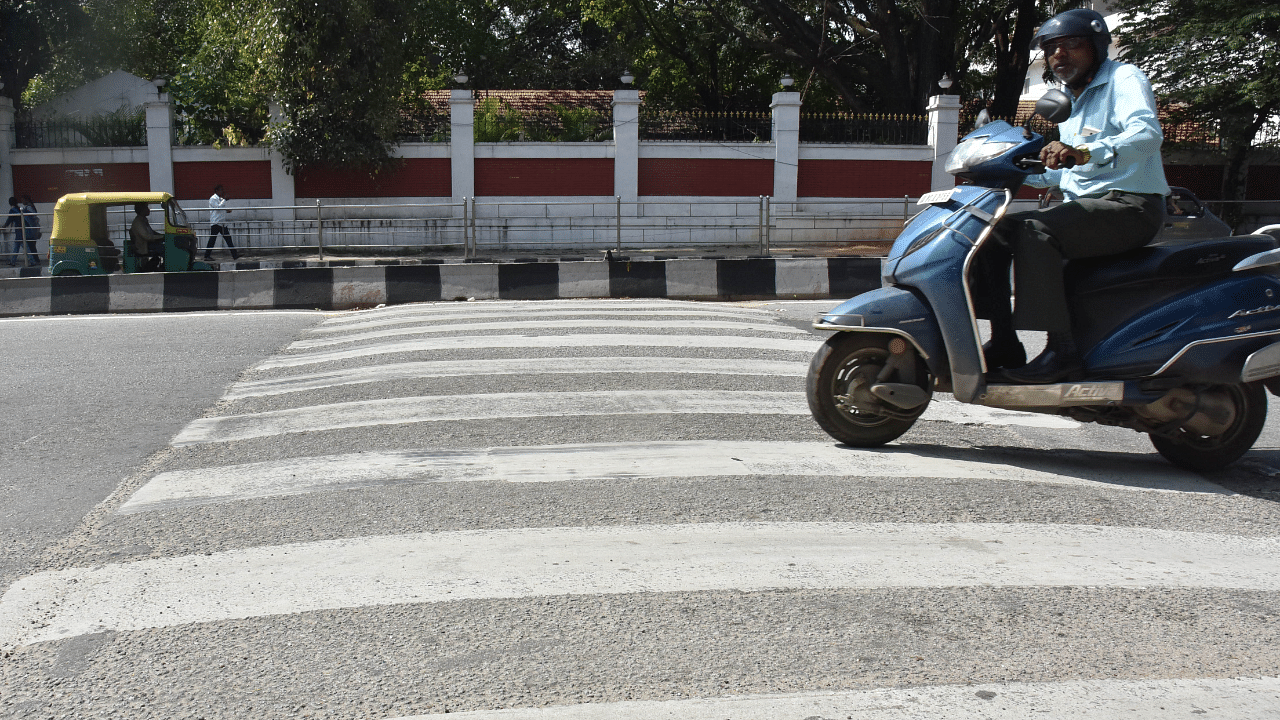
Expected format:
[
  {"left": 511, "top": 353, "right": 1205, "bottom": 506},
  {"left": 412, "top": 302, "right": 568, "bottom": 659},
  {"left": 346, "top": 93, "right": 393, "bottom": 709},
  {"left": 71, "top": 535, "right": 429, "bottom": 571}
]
[
  {"left": 624, "top": 0, "right": 1066, "bottom": 116},
  {"left": 585, "top": 0, "right": 787, "bottom": 112},
  {"left": 957, "top": 0, "right": 1077, "bottom": 120},
  {"left": 2, "top": 0, "right": 92, "bottom": 107},
  {"left": 1112, "top": 0, "right": 1280, "bottom": 211}
]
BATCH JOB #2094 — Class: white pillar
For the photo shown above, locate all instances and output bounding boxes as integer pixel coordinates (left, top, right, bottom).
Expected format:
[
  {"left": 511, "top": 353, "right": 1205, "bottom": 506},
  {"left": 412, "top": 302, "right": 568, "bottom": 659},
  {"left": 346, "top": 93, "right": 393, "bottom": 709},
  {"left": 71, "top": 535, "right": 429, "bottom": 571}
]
[
  {"left": 611, "top": 89, "right": 641, "bottom": 202},
  {"left": 450, "top": 89, "right": 474, "bottom": 201},
  {"left": 0, "top": 95, "right": 14, "bottom": 205},
  {"left": 144, "top": 94, "right": 175, "bottom": 194},
  {"left": 268, "top": 102, "right": 295, "bottom": 221},
  {"left": 770, "top": 91, "right": 802, "bottom": 202},
  {"left": 927, "top": 93, "right": 962, "bottom": 191}
]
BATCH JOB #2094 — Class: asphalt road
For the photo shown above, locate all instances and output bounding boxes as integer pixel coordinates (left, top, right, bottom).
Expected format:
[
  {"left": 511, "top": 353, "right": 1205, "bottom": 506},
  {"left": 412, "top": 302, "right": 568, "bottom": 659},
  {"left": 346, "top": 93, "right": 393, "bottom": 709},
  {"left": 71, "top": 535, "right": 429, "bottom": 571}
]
[
  {"left": 0, "top": 311, "right": 324, "bottom": 590},
  {"left": 2, "top": 300, "right": 1279, "bottom": 719}
]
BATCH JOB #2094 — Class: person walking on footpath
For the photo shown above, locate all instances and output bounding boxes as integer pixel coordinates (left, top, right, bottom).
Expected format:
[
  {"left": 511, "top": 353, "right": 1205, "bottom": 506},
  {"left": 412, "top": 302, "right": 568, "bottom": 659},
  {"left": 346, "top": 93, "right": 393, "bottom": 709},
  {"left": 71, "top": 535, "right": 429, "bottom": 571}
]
[
  {"left": 17, "top": 195, "right": 42, "bottom": 267},
  {"left": 205, "top": 184, "right": 241, "bottom": 261},
  {"left": 3, "top": 197, "right": 23, "bottom": 266}
]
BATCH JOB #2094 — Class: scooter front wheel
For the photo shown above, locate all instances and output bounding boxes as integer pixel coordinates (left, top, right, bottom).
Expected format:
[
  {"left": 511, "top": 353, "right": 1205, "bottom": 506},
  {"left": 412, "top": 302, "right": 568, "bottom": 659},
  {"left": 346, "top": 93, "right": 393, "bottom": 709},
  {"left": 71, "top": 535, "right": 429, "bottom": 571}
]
[
  {"left": 1149, "top": 382, "right": 1267, "bottom": 472},
  {"left": 806, "top": 333, "right": 932, "bottom": 447}
]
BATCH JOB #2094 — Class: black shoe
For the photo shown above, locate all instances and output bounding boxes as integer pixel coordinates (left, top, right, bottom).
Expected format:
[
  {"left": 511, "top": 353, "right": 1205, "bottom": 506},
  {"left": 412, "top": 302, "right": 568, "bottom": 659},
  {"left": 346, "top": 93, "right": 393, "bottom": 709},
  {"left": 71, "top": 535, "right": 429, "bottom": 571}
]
[
  {"left": 203, "top": 255, "right": 213, "bottom": 261},
  {"left": 231, "top": 254, "right": 241, "bottom": 260},
  {"left": 983, "top": 339, "right": 1026, "bottom": 370},
  {"left": 1002, "top": 345, "right": 1082, "bottom": 384}
]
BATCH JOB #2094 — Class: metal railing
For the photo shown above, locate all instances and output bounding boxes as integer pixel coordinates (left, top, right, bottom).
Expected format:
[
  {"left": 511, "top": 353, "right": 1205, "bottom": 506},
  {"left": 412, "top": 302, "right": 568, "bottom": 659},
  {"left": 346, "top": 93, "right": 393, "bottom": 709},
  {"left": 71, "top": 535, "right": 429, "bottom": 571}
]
[
  {"left": 155, "top": 198, "right": 915, "bottom": 260},
  {"left": 7, "top": 196, "right": 1277, "bottom": 273},
  {"left": 800, "top": 113, "right": 928, "bottom": 145},
  {"left": 15, "top": 113, "right": 146, "bottom": 149},
  {"left": 640, "top": 110, "right": 772, "bottom": 142}
]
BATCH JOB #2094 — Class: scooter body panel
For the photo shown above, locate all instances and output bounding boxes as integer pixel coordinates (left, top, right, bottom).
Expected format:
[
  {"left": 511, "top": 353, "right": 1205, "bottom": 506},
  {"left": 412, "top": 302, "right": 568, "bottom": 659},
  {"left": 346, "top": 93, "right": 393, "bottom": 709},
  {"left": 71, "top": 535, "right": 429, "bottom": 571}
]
[
  {"left": 887, "top": 185, "right": 1008, "bottom": 402},
  {"left": 1087, "top": 272, "right": 1280, "bottom": 382},
  {"left": 819, "top": 286, "right": 948, "bottom": 380}
]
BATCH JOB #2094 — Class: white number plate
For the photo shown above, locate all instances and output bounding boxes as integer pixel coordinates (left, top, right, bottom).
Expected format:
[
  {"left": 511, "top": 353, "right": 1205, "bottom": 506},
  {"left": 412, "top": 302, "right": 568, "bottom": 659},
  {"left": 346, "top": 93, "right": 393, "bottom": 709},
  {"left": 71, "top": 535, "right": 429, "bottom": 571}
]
[{"left": 917, "top": 189, "right": 956, "bottom": 206}]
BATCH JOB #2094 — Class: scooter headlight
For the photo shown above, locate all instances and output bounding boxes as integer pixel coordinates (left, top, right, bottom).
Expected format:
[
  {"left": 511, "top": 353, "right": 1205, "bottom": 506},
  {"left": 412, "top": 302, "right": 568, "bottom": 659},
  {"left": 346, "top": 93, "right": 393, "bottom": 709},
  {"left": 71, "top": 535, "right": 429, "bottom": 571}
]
[{"left": 946, "top": 140, "right": 1018, "bottom": 174}]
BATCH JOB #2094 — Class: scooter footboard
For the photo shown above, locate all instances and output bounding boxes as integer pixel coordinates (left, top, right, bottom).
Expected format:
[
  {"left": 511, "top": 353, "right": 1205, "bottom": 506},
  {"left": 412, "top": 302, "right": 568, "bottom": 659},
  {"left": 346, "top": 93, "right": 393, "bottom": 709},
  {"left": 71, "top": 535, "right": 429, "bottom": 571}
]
[{"left": 814, "top": 286, "right": 948, "bottom": 380}]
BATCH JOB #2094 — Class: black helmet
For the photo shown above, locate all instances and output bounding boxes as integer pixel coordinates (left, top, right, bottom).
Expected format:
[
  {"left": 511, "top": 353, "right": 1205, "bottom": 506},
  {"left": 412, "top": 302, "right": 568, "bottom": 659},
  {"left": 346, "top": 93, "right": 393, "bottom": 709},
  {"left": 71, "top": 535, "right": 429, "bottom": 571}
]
[{"left": 1031, "top": 8, "right": 1111, "bottom": 61}]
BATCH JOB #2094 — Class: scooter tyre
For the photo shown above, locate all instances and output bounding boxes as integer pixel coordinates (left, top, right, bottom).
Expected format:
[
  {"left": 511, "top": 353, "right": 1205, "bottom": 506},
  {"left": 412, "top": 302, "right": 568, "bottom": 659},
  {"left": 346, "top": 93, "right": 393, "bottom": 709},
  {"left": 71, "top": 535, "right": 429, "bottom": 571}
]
[
  {"left": 806, "top": 333, "right": 931, "bottom": 447},
  {"left": 1149, "top": 382, "right": 1267, "bottom": 472}
]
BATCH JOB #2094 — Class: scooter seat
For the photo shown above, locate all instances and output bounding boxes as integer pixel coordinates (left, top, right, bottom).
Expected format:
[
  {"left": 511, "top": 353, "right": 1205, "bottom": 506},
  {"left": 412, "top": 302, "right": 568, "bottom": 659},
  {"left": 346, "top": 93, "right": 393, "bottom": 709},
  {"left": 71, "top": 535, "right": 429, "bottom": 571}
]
[{"left": 1067, "top": 235, "right": 1278, "bottom": 295}]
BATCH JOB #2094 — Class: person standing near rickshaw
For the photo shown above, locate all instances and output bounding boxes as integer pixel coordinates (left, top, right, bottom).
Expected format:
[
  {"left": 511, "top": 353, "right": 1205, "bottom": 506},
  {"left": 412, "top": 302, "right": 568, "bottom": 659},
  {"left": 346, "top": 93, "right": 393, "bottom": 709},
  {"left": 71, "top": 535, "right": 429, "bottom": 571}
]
[{"left": 204, "top": 184, "right": 240, "bottom": 261}]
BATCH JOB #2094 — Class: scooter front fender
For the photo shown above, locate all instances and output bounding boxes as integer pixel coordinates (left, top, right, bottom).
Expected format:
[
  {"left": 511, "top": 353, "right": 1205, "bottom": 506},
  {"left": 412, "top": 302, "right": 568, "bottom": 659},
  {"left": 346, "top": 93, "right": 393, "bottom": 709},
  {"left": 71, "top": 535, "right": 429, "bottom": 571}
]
[{"left": 815, "top": 285, "right": 948, "bottom": 381}]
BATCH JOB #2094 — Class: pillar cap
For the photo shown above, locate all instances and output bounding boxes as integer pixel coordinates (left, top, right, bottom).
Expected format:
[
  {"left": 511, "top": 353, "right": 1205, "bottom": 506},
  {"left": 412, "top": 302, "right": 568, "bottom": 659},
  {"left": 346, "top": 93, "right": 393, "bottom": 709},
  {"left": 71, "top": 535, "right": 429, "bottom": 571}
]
[{"left": 770, "top": 91, "right": 802, "bottom": 107}]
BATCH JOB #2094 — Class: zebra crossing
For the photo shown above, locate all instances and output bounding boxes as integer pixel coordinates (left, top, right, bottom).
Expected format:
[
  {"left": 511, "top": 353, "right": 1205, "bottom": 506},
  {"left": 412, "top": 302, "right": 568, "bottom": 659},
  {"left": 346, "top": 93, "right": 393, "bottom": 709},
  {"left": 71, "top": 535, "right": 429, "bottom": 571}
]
[{"left": 2, "top": 298, "right": 1278, "bottom": 718}]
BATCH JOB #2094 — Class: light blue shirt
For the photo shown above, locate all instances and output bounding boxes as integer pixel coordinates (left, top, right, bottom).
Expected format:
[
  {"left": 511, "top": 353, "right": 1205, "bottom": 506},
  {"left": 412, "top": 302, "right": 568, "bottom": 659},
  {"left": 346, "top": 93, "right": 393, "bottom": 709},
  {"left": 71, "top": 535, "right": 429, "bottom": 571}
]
[{"left": 1027, "top": 58, "right": 1170, "bottom": 200}]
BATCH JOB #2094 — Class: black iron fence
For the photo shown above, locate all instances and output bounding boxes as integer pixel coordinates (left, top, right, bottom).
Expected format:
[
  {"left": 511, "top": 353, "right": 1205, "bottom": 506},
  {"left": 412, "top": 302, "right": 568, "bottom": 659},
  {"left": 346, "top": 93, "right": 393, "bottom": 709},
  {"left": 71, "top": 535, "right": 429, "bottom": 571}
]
[
  {"left": 800, "top": 113, "right": 928, "bottom": 145},
  {"left": 957, "top": 110, "right": 1061, "bottom": 143},
  {"left": 15, "top": 109, "right": 146, "bottom": 149},
  {"left": 473, "top": 98, "right": 612, "bottom": 142},
  {"left": 398, "top": 107, "right": 451, "bottom": 143},
  {"left": 640, "top": 110, "right": 772, "bottom": 142}
]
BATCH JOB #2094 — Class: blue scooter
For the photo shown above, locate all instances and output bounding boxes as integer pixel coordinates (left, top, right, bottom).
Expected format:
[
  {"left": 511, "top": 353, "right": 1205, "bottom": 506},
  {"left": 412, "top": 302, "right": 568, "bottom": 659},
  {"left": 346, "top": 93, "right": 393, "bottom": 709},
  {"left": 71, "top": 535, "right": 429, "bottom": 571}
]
[{"left": 808, "top": 90, "right": 1280, "bottom": 471}]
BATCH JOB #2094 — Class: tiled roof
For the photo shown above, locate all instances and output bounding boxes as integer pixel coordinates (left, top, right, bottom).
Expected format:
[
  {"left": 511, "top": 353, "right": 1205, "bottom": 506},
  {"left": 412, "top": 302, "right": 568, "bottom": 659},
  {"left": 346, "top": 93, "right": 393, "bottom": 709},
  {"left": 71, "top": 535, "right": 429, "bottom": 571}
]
[{"left": 421, "top": 89, "right": 638, "bottom": 112}]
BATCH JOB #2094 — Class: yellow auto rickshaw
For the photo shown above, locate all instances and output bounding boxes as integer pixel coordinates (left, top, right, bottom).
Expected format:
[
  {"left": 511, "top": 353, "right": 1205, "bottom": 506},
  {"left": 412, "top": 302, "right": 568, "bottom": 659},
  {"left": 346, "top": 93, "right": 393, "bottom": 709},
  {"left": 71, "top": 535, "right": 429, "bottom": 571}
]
[{"left": 49, "top": 192, "right": 210, "bottom": 275}]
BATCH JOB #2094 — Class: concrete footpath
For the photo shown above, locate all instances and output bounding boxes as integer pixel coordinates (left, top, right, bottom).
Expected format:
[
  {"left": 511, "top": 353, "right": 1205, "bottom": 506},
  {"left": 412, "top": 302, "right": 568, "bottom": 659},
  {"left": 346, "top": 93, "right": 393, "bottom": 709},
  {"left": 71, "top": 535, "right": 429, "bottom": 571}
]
[{"left": 0, "top": 252, "right": 884, "bottom": 317}]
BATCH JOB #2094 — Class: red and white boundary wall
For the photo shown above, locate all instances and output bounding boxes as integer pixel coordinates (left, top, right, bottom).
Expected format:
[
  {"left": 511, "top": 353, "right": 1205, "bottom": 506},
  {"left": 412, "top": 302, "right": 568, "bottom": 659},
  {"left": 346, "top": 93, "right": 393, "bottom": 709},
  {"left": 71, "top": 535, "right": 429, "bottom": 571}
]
[{"left": 0, "top": 89, "right": 1274, "bottom": 250}]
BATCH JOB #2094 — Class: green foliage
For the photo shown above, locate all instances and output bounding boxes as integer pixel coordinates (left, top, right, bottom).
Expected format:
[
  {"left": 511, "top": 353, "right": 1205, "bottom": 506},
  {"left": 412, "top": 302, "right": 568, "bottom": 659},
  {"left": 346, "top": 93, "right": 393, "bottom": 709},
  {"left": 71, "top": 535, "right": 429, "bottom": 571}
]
[
  {"left": 474, "top": 97, "right": 526, "bottom": 142},
  {"left": 252, "top": 0, "right": 414, "bottom": 171},
  {"left": 473, "top": 97, "right": 609, "bottom": 142},
  {"left": 1111, "top": 0, "right": 1280, "bottom": 201},
  {"left": 584, "top": 0, "right": 785, "bottom": 112},
  {"left": 551, "top": 105, "right": 610, "bottom": 141}
]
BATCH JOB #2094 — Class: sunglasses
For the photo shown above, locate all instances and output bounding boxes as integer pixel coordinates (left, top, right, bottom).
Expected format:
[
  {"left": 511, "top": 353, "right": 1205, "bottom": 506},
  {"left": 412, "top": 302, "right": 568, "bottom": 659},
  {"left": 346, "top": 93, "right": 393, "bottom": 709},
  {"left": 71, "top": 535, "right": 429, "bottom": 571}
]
[{"left": 1041, "top": 36, "right": 1090, "bottom": 54}]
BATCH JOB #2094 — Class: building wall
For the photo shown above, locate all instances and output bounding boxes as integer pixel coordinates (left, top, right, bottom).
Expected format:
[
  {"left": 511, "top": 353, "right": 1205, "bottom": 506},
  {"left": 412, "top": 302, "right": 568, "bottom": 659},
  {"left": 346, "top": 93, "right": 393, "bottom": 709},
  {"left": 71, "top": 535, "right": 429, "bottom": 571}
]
[
  {"left": 13, "top": 162, "right": 151, "bottom": 202},
  {"left": 638, "top": 158, "right": 774, "bottom": 196},
  {"left": 797, "top": 159, "right": 932, "bottom": 198},
  {"left": 295, "top": 159, "right": 452, "bottom": 199},
  {"left": 476, "top": 158, "right": 613, "bottom": 196},
  {"left": 175, "top": 160, "right": 273, "bottom": 201}
]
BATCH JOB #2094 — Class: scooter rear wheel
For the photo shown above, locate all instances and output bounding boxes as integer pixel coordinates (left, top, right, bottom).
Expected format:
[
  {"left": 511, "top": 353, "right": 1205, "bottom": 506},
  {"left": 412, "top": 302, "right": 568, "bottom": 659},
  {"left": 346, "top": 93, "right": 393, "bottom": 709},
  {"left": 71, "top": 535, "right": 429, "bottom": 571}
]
[
  {"left": 1149, "top": 382, "right": 1267, "bottom": 472},
  {"left": 806, "top": 333, "right": 931, "bottom": 447}
]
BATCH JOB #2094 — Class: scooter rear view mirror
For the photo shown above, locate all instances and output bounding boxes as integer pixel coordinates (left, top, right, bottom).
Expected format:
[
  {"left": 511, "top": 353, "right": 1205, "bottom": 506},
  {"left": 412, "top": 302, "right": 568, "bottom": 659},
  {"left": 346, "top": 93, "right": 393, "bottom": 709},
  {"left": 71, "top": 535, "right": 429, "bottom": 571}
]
[{"left": 1034, "top": 89, "right": 1072, "bottom": 124}]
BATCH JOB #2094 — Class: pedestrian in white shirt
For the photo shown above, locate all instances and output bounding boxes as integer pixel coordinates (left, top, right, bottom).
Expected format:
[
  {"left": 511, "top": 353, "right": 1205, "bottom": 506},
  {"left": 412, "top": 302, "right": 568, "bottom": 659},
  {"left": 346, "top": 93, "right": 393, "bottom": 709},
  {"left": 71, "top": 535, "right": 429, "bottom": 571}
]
[{"left": 205, "top": 184, "right": 241, "bottom": 261}]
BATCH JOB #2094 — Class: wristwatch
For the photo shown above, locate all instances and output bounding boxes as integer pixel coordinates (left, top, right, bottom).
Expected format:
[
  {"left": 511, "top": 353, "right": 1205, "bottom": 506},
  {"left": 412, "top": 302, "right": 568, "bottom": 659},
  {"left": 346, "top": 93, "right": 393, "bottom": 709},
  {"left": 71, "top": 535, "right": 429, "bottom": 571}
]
[{"left": 1074, "top": 145, "right": 1093, "bottom": 165}]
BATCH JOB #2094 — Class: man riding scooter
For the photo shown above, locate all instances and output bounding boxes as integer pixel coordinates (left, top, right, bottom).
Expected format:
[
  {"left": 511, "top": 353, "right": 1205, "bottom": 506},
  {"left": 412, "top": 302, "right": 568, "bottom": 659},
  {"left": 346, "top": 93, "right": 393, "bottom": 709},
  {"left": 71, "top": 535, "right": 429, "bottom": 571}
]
[{"left": 972, "top": 8, "right": 1170, "bottom": 383}]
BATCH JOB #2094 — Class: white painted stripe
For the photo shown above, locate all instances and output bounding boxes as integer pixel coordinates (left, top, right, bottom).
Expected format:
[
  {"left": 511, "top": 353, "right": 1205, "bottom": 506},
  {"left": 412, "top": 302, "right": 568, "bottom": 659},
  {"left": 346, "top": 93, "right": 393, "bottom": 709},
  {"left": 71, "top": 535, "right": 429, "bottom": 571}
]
[
  {"left": 312, "top": 307, "right": 779, "bottom": 334},
  {"left": 226, "top": 357, "right": 807, "bottom": 399},
  {"left": 172, "top": 391, "right": 808, "bottom": 445},
  {"left": 3, "top": 523, "right": 1277, "bottom": 648},
  {"left": 318, "top": 299, "right": 774, "bottom": 326},
  {"left": 389, "top": 677, "right": 1280, "bottom": 720},
  {"left": 173, "top": 392, "right": 1076, "bottom": 446},
  {"left": 289, "top": 319, "right": 806, "bottom": 350},
  {"left": 256, "top": 334, "right": 818, "bottom": 369},
  {"left": 0, "top": 310, "right": 322, "bottom": 325},
  {"left": 119, "top": 440, "right": 1220, "bottom": 514},
  {"left": 929, "top": 398, "right": 1080, "bottom": 428}
]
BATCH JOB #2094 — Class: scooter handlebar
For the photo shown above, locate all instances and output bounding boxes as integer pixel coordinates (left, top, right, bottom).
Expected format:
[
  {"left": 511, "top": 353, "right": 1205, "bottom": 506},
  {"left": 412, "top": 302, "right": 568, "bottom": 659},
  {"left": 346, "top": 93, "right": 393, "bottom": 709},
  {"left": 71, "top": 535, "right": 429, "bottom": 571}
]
[
  {"left": 1015, "top": 157, "right": 1048, "bottom": 174},
  {"left": 1016, "top": 156, "right": 1076, "bottom": 173}
]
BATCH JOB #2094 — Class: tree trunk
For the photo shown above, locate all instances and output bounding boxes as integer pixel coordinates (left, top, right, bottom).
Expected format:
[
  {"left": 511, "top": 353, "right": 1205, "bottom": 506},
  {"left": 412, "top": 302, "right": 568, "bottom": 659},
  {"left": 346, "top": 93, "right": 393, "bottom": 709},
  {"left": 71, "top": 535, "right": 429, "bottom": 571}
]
[{"left": 988, "top": 0, "right": 1038, "bottom": 120}]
